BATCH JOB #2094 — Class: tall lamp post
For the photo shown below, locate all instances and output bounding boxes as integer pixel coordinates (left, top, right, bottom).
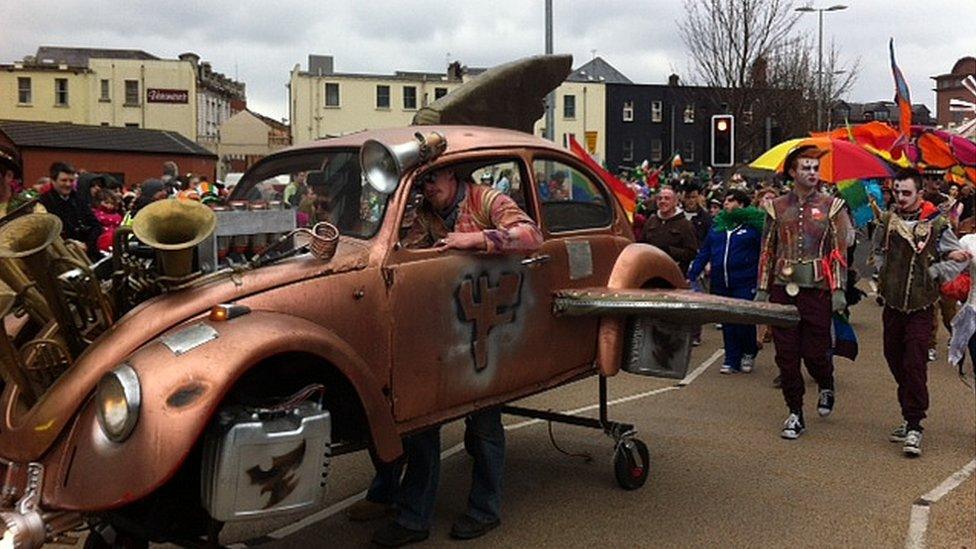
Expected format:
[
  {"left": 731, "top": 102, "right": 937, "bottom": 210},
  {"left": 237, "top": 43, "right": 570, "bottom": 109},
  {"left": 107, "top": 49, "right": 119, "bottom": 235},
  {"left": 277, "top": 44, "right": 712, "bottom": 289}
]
[{"left": 796, "top": 4, "right": 848, "bottom": 130}]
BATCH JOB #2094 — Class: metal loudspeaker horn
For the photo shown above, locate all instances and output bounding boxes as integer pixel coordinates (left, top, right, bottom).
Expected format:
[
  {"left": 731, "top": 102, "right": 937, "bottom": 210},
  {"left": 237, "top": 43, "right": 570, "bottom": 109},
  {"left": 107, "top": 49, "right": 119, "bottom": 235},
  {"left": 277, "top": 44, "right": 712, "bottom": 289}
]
[
  {"left": 360, "top": 131, "right": 447, "bottom": 194},
  {"left": 132, "top": 199, "right": 217, "bottom": 278}
]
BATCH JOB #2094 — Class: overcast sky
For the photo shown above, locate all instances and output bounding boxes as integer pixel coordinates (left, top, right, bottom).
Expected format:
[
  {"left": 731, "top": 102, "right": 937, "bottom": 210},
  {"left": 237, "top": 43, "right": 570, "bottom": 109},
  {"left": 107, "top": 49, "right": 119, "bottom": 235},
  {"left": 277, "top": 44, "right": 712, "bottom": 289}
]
[{"left": 3, "top": 0, "right": 973, "bottom": 122}]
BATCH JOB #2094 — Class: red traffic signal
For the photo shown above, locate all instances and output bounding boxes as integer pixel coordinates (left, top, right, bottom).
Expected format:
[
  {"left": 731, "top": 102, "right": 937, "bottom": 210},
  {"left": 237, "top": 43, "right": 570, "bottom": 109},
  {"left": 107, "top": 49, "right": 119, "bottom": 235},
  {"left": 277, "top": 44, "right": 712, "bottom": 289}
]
[{"left": 711, "top": 115, "right": 735, "bottom": 167}]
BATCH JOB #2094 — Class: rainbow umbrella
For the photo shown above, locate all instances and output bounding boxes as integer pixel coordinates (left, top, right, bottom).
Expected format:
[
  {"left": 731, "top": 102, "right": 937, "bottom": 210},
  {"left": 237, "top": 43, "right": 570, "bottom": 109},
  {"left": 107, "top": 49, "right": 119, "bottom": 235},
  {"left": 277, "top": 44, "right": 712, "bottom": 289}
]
[{"left": 750, "top": 137, "right": 894, "bottom": 183}]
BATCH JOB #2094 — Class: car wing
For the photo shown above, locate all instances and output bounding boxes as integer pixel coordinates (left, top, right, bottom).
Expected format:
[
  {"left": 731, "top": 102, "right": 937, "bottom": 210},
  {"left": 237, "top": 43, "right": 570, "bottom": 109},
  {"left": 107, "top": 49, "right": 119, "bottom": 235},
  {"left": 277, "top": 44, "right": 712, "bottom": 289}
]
[{"left": 553, "top": 288, "right": 798, "bottom": 327}]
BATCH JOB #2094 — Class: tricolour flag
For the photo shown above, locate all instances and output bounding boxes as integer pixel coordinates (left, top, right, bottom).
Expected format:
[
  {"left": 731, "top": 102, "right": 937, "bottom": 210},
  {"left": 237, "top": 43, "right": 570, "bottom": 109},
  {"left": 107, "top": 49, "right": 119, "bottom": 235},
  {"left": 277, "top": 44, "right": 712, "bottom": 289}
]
[{"left": 889, "top": 38, "right": 912, "bottom": 136}]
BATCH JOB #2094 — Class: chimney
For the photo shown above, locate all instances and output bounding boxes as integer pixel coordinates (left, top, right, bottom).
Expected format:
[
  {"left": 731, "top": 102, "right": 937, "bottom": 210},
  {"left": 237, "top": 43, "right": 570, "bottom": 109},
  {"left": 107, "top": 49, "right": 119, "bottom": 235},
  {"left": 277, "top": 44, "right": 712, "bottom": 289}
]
[
  {"left": 308, "top": 55, "right": 334, "bottom": 76},
  {"left": 179, "top": 52, "right": 200, "bottom": 67},
  {"left": 751, "top": 56, "right": 768, "bottom": 87},
  {"left": 668, "top": 73, "right": 680, "bottom": 86}
]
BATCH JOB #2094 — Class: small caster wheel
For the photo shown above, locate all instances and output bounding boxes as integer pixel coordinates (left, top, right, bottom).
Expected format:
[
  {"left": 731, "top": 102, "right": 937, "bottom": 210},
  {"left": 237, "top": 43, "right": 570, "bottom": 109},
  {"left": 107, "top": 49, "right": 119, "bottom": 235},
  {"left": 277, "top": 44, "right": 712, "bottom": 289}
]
[{"left": 613, "top": 438, "right": 649, "bottom": 490}]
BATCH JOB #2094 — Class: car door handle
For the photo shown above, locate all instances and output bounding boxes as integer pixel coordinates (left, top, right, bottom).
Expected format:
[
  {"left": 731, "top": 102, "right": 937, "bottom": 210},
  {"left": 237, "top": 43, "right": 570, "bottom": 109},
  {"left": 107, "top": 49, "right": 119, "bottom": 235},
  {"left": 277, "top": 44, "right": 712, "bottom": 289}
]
[{"left": 521, "top": 254, "right": 552, "bottom": 266}]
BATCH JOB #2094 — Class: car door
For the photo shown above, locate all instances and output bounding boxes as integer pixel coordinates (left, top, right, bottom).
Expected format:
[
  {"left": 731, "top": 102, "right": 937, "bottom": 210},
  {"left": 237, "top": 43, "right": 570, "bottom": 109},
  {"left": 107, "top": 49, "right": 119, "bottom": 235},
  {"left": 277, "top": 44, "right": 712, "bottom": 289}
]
[
  {"left": 529, "top": 154, "right": 624, "bottom": 372},
  {"left": 386, "top": 155, "right": 562, "bottom": 424}
]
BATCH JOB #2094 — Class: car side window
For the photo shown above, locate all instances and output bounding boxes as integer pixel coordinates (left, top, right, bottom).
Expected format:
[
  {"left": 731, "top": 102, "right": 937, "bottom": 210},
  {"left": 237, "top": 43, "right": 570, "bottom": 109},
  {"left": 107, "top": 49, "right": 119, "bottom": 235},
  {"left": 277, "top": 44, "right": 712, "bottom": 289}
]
[
  {"left": 533, "top": 158, "right": 612, "bottom": 232},
  {"left": 397, "top": 159, "right": 534, "bottom": 245}
]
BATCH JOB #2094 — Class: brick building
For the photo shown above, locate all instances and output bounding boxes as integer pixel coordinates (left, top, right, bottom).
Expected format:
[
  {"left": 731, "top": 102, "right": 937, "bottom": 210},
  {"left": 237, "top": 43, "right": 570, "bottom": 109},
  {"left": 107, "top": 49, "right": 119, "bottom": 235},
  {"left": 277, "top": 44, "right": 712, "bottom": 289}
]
[
  {"left": 0, "top": 120, "right": 216, "bottom": 189},
  {"left": 932, "top": 56, "right": 976, "bottom": 128}
]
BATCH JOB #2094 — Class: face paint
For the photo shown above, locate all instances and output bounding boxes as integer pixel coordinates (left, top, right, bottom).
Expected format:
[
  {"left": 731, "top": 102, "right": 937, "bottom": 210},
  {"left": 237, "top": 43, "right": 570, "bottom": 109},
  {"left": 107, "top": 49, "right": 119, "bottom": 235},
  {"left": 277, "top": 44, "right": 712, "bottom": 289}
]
[{"left": 792, "top": 157, "right": 820, "bottom": 190}]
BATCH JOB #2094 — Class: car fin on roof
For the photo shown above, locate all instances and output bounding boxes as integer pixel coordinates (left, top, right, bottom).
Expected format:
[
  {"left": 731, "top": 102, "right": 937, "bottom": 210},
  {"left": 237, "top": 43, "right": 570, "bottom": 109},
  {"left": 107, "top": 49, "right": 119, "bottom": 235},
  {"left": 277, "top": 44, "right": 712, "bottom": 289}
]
[{"left": 412, "top": 54, "right": 573, "bottom": 134}]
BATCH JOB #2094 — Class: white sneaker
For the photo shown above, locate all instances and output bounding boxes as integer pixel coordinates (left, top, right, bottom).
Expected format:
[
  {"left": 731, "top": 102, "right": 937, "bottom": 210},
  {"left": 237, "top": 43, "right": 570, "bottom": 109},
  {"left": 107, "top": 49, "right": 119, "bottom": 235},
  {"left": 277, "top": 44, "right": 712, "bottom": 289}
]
[
  {"left": 816, "top": 389, "right": 835, "bottom": 417},
  {"left": 927, "top": 348, "right": 937, "bottom": 362},
  {"left": 740, "top": 355, "right": 755, "bottom": 373},
  {"left": 720, "top": 364, "right": 735, "bottom": 375},
  {"left": 903, "top": 430, "right": 923, "bottom": 457},
  {"left": 889, "top": 422, "right": 908, "bottom": 443},
  {"left": 780, "top": 413, "right": 805, "bottom": 439}
]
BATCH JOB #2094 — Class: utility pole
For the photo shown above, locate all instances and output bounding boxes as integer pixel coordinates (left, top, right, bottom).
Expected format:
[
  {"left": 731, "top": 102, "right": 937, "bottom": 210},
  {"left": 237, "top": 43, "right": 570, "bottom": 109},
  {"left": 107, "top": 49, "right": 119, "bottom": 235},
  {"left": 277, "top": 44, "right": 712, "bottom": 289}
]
[
  {"left": 796, "top": 4, "right": 848, "bottom": 130},
  {"left": 544, "top": 0, "right": 554, "bottom": 141}
]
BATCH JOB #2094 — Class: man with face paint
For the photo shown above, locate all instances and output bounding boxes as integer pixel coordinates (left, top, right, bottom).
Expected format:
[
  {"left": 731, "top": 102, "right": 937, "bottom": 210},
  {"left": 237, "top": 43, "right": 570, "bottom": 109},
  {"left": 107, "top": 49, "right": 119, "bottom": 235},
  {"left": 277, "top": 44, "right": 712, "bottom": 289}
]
[
  {"left": 872, "top": 168, "right": 970, "bottom": 457},
  {"left": 756, "top": 145, "right": 851, "bottom": 440}
]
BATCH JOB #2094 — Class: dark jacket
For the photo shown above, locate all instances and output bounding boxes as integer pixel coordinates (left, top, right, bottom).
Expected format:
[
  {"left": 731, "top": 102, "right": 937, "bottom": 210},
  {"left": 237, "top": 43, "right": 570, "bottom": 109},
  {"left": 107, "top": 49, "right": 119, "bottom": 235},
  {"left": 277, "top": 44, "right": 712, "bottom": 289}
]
[
  {"left": 39, "top": 189, "right": 103, "bottom": 260},
  {"left": 688, "top": 221, "right": 762, "bottom": 290},
  {"left": 685, "top": 208, "right": 712, "bottom": 245},
  {"left": 641, "top": 210, "right": 699, "bottom": 273}
]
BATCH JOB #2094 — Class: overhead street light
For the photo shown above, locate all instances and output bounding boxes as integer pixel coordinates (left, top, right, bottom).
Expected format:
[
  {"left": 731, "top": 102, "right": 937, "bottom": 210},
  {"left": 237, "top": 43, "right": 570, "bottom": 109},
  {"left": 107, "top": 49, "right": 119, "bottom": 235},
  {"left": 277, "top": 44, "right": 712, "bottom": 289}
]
[{"left": 796, "top": 4, "right": 849, "bottom": 130}]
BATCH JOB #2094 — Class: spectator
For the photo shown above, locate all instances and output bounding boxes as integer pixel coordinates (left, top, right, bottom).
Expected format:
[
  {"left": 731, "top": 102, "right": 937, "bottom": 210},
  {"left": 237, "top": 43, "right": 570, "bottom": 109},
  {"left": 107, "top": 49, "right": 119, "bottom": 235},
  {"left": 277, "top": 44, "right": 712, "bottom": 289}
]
[
  {"left": 75, "top": 173, "right": 107, "bottom": 211},
  {"left": 161, "top": 161, "right": 179, "bottom": 186},
  {"left": 688, "top": 188, "right": 764, "bottom": 373},
  {"left": 640, "top": 186, "right": 699, "bottom": 274},
  {"left": 682, "top": 181, "right": 712, "bottom": 244},
  {"left": 39, "top": 162, "right": 103, "bottom": 260},
  {"left": 94, "top": 189, "right": 123, "bottom": 252}
]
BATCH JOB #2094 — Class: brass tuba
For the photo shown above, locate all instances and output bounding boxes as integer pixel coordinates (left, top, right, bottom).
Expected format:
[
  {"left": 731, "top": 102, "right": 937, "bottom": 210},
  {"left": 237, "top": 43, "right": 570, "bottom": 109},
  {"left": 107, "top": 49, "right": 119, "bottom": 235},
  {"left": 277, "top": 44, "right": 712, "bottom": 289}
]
[
  {"left": 132, "top": 199, "right": 216, "bottom": 279},
  {"left": 0, "top": 213, "right": 114, "bottom": 406}
]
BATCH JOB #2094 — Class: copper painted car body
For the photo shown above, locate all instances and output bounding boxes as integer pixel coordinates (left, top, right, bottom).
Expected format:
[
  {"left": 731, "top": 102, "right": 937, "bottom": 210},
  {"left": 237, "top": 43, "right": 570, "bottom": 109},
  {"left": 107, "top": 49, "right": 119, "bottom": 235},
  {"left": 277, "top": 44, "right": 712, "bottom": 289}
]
[{"left": 0, "top": 125, "right": 796, "bottom": 546}]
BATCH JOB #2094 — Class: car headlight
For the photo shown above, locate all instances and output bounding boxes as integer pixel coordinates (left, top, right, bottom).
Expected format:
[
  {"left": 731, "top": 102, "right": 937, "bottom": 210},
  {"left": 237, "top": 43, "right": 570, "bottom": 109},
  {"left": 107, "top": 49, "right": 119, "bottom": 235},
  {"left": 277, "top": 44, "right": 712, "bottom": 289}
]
[{"left": 95, "top": 364, "right": 141, "bottom": 442}]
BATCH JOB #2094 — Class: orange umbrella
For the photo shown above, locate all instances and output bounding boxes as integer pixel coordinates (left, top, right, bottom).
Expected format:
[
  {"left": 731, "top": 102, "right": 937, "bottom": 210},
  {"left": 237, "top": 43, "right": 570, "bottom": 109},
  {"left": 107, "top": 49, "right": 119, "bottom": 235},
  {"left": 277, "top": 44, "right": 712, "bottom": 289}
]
[{"left": 750, "top": 137, "right": 894, "bottom": 183}]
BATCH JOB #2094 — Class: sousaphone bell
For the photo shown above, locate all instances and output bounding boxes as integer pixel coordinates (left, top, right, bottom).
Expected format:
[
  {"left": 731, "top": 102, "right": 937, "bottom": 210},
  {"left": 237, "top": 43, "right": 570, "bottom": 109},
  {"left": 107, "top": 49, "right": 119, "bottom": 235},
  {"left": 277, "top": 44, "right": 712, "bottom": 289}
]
[{"left": 132, "top": 199, "right": 217, "bottom": 279}]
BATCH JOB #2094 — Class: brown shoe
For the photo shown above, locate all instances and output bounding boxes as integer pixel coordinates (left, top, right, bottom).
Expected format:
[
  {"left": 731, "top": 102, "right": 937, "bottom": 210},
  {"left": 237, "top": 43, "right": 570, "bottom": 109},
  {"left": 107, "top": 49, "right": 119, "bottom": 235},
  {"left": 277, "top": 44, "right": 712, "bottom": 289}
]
[{"left": 346, "top": 499, "right": 393, "bottom": 522}]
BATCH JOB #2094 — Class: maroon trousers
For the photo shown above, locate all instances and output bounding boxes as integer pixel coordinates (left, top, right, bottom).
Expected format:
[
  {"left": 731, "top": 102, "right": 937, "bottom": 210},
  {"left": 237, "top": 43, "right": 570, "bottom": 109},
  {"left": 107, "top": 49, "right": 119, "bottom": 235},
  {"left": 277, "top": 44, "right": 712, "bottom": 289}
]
[
  {"left": 882, "top": 306, "right": 932, "bottom": 429},
  {"left": 770, "top": 285, "right": 835, "bottom": 414}
]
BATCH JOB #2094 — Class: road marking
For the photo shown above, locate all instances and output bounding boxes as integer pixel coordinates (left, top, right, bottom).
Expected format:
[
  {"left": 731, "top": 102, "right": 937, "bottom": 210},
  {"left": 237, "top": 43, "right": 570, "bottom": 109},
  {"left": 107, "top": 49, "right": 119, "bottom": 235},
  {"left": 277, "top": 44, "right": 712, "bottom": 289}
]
[
  {"left": 904, "top": 459, "right": 976, "bottom": 549},
  {"left": 238, "top": 350, "right": 722, "bottom": 545},
  {"left": 679, "top": 349, "right": 724, "bottom": 386}
]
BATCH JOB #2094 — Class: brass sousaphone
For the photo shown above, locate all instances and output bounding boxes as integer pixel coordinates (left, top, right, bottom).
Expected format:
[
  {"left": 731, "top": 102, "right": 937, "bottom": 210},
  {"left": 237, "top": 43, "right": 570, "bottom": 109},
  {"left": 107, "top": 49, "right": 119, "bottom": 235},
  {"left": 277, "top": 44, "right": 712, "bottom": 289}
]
[{"left": 132, "top": 199, "right": 217, "bottom": 279}]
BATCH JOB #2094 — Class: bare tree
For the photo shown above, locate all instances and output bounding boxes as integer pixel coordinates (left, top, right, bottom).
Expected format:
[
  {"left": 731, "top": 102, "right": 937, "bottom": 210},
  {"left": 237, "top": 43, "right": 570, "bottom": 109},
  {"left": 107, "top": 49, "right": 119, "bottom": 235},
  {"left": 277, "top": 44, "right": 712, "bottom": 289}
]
[{"left": 678, "top": 0, "right": 860, "bottom": 161}]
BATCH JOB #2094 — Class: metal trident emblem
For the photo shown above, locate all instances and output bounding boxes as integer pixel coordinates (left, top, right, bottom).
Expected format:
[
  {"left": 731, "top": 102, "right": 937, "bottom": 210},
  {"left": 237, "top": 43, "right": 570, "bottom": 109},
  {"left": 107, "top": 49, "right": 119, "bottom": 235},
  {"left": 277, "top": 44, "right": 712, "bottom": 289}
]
[{"left": 457, "top": 273, "right": 522, "bottom": 371}]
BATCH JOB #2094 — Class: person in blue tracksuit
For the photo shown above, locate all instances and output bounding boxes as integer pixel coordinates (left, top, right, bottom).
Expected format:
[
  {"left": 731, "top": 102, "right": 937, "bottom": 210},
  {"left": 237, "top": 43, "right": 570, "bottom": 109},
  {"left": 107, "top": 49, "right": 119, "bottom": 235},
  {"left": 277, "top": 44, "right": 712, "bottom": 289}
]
[{"left": 687, "top": 188, "right": 765, "bottom": 373}]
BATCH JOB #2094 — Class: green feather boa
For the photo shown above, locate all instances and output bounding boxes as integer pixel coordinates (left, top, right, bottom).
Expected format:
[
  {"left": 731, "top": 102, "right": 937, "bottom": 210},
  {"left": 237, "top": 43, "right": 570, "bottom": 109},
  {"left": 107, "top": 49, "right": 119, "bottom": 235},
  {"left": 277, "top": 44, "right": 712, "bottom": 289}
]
[{"left": 712, "top": 206, "right": 766, "bottom": 232}]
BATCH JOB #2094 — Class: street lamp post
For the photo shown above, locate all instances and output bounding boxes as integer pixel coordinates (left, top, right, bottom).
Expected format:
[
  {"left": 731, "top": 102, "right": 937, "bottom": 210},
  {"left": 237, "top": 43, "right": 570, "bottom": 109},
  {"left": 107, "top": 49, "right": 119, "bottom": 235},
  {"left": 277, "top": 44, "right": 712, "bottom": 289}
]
[{"left": 796, "top": 4, "right": 848, "bottom": 130}]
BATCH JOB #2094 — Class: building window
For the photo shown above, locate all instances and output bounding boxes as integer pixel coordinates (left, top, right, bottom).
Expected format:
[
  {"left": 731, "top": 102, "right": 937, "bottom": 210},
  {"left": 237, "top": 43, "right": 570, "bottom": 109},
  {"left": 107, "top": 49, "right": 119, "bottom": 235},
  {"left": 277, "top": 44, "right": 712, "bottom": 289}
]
[
  {"left": 622, "top": 101, "right": 634, "bottom": 122},
  {"left": 623, "top": 139, "right": 634, "bottom": 161},
  {"left": 403, "top": 86, "right": 417, "bottom": 109},
  {"left": 561, "top": 132, "right": 576, "bottom": 147},
  {"left": 563, "top": 95, "right": 576, "bottom": 119},
  {"left": 651, "top": 139, "right": 663, "bottom": 162},
  {"left": 325, "top": 83, "right": 339, "bottom": 106},
  {"left": 100, "top": 79, "right": 110, "bottom": 101},
  {"left": 54, "top": 78, "right": 68, "bottom": 106},
  {"left": 125, "top": 80, "right": 139, "bottom": 105},
  {"left": 651, "top": 101, "right": 662, "bottom": 122},
  {"left": 101, "top": 122, "right": 109, "bottom": 126},
  {"left": 875, "top": 109, "right": 889, "bottom": 121},
  {"left": 683, "top": 104, "right": 695, "bottom": 123},
  {"left": 125, "top": 123, "right": 139, "bottom": 128},
  {"left": 376, "top": 85, "right": 390, "bottom": 109},
  {"left": 17, "top": 77, "right": 31, "bottom": 104},
  {"left": 684, "top": 140, "right": 695, "bottom": 161},
  {"left": 435, "top": 87, "right": 448, "bottom": 99}
]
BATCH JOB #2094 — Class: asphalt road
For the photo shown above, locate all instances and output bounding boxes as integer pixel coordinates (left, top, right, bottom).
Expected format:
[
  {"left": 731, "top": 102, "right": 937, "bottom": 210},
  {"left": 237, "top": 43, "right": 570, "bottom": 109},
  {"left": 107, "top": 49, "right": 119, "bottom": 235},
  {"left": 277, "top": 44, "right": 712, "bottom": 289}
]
[{"left": 220, "top": 296, "right": 976, "bottom": 549}]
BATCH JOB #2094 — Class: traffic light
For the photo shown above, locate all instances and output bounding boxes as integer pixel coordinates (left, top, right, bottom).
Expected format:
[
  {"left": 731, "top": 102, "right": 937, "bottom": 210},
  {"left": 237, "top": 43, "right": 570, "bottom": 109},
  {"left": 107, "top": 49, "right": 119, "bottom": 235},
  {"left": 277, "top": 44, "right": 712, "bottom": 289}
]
[{"left": 711, "top": 114, "right": 735, "bottom": 167}]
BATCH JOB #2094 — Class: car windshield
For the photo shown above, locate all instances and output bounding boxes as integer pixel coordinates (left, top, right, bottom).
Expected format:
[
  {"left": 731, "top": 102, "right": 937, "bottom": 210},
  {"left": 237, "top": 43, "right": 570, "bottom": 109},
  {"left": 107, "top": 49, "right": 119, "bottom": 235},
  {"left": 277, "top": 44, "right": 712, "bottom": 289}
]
[{"left": 231, "top": 149, "right": 389, "bottom": 239}]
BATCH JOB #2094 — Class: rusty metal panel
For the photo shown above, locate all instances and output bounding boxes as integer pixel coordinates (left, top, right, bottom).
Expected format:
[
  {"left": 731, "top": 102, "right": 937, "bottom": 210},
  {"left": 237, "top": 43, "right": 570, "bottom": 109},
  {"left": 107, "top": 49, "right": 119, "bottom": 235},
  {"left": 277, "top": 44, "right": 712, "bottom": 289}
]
[{"left": 553, "top": 288, "right": 800, "bottom": 327}]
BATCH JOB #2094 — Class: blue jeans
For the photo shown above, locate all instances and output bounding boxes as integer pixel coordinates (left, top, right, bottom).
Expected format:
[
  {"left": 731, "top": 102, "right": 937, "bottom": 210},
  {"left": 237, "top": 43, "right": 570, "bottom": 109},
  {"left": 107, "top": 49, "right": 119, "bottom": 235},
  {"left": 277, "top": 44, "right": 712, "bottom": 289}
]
[
  {"left": 364, "top": 408, "right": 505, "bottom": 530},
  {"left": 713, "top": 283, "right": 758, "bottom": 369}
]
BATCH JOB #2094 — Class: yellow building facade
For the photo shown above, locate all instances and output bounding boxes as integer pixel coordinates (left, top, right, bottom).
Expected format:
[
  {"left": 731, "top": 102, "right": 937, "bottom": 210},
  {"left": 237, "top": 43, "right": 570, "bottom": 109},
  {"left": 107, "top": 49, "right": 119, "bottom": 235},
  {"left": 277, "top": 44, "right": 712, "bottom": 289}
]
[
  {"left": 288, "top": 55, "right": 618, "bottom": 162},
  {"left": 1, "top": 48, "right": 198, "bottom": 141}
]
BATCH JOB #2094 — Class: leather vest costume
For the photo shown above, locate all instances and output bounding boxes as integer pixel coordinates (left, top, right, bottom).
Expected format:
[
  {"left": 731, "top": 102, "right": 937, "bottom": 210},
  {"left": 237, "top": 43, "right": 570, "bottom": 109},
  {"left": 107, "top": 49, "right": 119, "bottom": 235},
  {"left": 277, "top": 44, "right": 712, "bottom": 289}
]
[
  {"left": 758, "top": 190, "right": 849, "bottom": 292},
  {"left": 878, "top": 212, "right": 946, "bottom": 312}
]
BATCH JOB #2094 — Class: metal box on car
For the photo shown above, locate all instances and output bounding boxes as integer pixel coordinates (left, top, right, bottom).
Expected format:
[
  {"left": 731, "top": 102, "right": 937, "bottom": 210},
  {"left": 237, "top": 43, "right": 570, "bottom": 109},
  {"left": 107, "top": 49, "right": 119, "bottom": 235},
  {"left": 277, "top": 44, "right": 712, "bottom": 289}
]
[
  {"left": 198, "top": 208, "right": 296, "bottom": 273},
  {"left": 201, "top": 401, "right": 330, "bottom": 522},
  {"left": 622, "top": 317, "right": 693, "bottom": 379}
]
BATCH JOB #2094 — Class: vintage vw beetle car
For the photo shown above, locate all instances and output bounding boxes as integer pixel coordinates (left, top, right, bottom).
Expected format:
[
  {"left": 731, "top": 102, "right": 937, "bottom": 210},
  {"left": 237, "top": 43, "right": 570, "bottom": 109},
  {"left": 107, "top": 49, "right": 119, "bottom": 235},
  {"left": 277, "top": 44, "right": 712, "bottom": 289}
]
[{"left": 0, "top": 124, "right": 797, "bottom": 548}]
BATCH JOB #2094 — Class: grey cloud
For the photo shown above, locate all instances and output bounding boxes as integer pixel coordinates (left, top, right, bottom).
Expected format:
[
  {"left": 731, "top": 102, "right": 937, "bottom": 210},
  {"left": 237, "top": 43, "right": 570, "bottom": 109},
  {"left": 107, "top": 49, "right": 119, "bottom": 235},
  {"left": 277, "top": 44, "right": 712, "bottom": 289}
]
[{"left": 2, "top": 0, "right": 972, "bottom": 121}]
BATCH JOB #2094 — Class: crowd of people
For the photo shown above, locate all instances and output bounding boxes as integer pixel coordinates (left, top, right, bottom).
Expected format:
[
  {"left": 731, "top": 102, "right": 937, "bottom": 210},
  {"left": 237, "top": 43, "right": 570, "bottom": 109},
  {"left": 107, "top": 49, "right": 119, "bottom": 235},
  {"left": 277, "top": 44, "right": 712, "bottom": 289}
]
[
  {"left": 2, "top": 147, "right": 973, "bottom": 547},
  {"left": 628, "top": 146, "right": 974, "bottom": 459}
]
